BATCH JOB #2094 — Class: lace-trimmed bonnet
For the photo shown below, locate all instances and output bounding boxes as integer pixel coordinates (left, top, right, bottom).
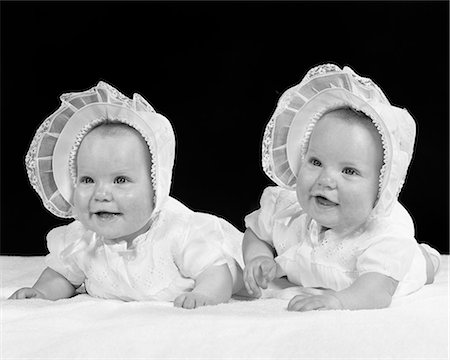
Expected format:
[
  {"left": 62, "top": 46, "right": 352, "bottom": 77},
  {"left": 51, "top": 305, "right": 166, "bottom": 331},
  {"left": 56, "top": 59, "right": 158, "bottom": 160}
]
[
  {"left": 262, "top": 64, "right": 416, "bottom": 218},
  {"left": 26, "top": 81, "right": 175, "bottom": 219}
]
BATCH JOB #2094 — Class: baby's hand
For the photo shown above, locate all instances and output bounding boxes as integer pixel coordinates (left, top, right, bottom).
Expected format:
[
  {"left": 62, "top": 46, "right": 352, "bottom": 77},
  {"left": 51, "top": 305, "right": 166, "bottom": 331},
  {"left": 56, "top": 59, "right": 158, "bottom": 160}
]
[
  {"left": 243, "top": 256, "right": 277, "bottom": 298},
  {"left": 174, "top": 292, "right": 217, "bottom": 309},
  {"left": 287, "top": 293, "right": 343, "bottom": 312},
  {"left": 8, "top": 287, "right": 46, "bottom": 300}
]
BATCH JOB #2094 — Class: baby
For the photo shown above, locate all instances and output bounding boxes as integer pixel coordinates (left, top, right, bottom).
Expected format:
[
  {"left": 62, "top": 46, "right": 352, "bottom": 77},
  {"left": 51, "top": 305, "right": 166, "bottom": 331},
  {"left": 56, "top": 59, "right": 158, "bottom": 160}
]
[
  {"left": 243, "top": 64, "right": 441, "bottom": 311},
  {"left": 9, "top": 82, "right": 244, "bottom": 309}
]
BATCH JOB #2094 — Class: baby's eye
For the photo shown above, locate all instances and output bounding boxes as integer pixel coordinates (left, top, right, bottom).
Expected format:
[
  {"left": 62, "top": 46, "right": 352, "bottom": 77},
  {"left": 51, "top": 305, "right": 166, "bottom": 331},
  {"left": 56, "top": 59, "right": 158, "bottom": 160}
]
[
  {"left": 79, "top": 176, "right": 94, "bottom": 184},
  {"left": 309, "top": 158, "right": 321, "bottom": 167},
  {"left": 114, "top": 176, "right": 129, "bottom": 184},
  {"left": 342, "top": 168, "right": 358, "bottom": 176}
]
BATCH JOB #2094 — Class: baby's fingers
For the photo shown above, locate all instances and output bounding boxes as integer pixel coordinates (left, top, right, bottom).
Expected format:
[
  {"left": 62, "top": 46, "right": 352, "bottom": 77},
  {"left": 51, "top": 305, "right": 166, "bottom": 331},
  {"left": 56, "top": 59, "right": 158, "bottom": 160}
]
[
  {"left": 259, "top": 261, "right": 276, "bottom": 288},
  {"left": 288, "top": 294, "right": 342, "bottom": 312},
  {"left": 8, "top": 288, "right": 38, "bottom": 300},
  {"left": 243, "top": 266, "right": 262, "bottom": 297},
  {"left": 174, "top": 294, "right": 196, "bottom": 309},
  {"left": 174, "top": 293, "right": 207, "bottom": 309},
  {"left": 287, "top": 295, "right": 326, "bottom": 312},
  {"left": 181, "top": 296, "right": 197, "bottom": 309},
  {"left": 174, "top": 294, "right": 188, "bottom": 308}
]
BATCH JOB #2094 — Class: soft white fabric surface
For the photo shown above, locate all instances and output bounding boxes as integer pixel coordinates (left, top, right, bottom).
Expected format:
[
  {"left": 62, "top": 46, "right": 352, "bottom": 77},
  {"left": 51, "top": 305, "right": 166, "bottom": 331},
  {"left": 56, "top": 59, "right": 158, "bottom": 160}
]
[{"left": 1, "top": 255, "right": 448, "bottom": 359}]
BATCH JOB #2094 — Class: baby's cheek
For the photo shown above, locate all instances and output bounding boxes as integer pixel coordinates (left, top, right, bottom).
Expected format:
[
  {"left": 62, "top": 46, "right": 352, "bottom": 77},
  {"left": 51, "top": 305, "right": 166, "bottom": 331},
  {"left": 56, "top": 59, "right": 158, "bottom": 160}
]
[
  {"left": 342, "top": 193, "right": 372, "bottom": 224},
  {"left": 296, "top": 190, "right": 306, "bottom": 209},
  {"left": 296, "top": 177, "right": 311, "bottom": 205},
  {"left": 73, "top": 189, "right": 87, "bottom": 207},
  {"left": 341, "top": 191, "right": 359, "bottom": 208},
  {"left": 72, "top": 189, "right": 93, "bottom": 216},
  {"left": 72, "top": 189, "right": 81, "bottom": 209},
  {"left": 123, "top": 193, "right": 153, "bottom": 215}
]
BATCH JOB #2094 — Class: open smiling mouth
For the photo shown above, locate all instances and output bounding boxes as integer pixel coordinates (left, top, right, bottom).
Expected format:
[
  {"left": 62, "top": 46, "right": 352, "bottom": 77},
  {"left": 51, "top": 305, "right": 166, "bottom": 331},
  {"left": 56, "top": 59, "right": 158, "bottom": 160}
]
[
  {"left": 315, "top": 196, "right": 337, "bottom": 207},
  {"left": 94, "top": 211, "right": 122, "bottom": 220}
]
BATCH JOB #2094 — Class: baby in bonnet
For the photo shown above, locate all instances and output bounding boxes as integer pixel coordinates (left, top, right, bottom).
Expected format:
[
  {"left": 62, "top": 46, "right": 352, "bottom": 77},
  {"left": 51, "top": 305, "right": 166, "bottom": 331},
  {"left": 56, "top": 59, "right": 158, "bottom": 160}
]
[
  {"left": 243, "top": 64, "right": 441, "bottom": 311},
  {"left": 9, "top": 82, "right": 244, "bottom": 309}
]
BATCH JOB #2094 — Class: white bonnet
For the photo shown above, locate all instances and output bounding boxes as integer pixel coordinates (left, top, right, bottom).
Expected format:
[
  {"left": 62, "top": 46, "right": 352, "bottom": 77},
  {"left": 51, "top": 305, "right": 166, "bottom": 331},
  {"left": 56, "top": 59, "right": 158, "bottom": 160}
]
[
  {"left": 262, "top": 64, "right": 417, "bottom": 218},
  {"left": 26, "top": 81, "right": 176, "bottom": 219}
]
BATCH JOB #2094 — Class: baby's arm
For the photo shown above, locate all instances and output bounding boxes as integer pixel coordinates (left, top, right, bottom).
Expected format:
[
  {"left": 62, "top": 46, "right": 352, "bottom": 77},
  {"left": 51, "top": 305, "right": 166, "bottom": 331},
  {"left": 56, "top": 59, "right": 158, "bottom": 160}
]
[
  {"left": 288, "top": 272, "right": 398, "bottom": 311},
  {"left": 9, "top": 267, "right": 77, "bottom": 301},
  {"left": 242, "top": 228, "right": 278, "bottom": 297},
  {"left": 174, "top": 263, "right": 233, "bottom": 309}
]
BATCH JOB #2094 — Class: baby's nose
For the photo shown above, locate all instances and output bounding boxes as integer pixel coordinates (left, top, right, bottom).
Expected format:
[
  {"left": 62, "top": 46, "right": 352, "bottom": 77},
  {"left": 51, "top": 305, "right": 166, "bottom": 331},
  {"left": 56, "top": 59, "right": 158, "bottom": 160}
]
[
  {"left": 94, "top": 184, "right": 112, "bottom": 201},
  {"left": 317, "top": 171, "right": 337, "bottom": 189}
]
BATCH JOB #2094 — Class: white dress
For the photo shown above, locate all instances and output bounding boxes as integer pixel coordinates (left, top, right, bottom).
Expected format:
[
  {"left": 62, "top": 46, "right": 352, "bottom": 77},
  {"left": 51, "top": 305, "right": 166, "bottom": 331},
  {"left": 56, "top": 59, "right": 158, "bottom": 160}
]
[
  {"left": 46, "top": 197, "right": 244, "bottom": 301},
  {"left": 245, "top": 186, "right": 434, "bottom": 297}
]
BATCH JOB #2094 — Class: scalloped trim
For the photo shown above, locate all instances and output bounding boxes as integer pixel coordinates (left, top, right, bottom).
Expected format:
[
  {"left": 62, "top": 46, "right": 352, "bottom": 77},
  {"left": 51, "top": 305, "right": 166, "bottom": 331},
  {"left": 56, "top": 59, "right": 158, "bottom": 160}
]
[
  {"left": 303, "top": 64, "right": 341, "bottom": 83},
  {"left": 261, "top": 117, "right": 276, "bottom": 183}
]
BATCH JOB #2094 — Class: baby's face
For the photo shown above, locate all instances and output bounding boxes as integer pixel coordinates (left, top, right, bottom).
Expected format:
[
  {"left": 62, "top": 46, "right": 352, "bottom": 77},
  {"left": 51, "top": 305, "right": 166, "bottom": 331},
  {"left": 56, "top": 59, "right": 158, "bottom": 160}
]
[
  {"left": 73, "top": 127, "right": 154, "bottom": 244},
  {"left": 296, "top": 112, "right": 383, "bottom": 235}
]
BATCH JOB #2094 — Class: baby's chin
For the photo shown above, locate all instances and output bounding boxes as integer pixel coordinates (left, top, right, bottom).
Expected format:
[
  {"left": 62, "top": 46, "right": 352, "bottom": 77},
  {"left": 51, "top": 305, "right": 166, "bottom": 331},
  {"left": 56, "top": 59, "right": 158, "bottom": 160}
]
[
  {"left": 80, "top": 221, "right": 131, "bottom": 244},
  {"left": 78, "top": 213, "right": 153, "bottom": 242},
  {"left": 318, "top": 220, "right": 368, "bottom": 237},
  {"left": 104, "top": 219, "right": 153, "bottom": 242}
]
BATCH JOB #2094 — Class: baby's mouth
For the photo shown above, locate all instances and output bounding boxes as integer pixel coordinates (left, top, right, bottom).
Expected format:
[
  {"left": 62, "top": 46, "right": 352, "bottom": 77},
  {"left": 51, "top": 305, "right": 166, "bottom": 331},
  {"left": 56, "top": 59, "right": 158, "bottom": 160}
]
[
  {"left": 93, "top": 211, "right": 121, "bottom": 220},
  {"left": 314, "top": 195, "right": 337, "bottom": 207}
]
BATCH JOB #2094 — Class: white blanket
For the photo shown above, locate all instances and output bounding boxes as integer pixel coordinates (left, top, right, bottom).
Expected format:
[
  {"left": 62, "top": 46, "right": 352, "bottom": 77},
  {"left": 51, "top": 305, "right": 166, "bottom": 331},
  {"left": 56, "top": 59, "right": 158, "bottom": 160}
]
[{"left": 1, "top": 255, "right": 448, "bottom": 359}]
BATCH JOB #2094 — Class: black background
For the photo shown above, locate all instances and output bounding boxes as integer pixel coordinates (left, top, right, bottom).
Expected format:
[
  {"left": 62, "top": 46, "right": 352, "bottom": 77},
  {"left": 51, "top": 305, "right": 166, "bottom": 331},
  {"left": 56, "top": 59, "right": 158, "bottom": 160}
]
[{"left": 1, "top": 1, "right": 449, "bottom": 255}]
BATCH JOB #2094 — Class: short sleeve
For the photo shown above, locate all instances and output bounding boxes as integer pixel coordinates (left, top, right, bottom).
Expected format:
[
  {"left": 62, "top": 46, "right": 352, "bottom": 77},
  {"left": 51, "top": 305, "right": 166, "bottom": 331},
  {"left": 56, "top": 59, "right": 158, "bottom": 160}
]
[
  {"left": 244, "top": 186, "right": 295, "bottom": 243},
  {"left": 174, "top": 214, "right": 229, "bottom": 280},
  {"left": 357, "top": 236, "right": 417, "bottom": 281},
  {"left": 45, "top": 221, "right": 86, "bottom": 286}
]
